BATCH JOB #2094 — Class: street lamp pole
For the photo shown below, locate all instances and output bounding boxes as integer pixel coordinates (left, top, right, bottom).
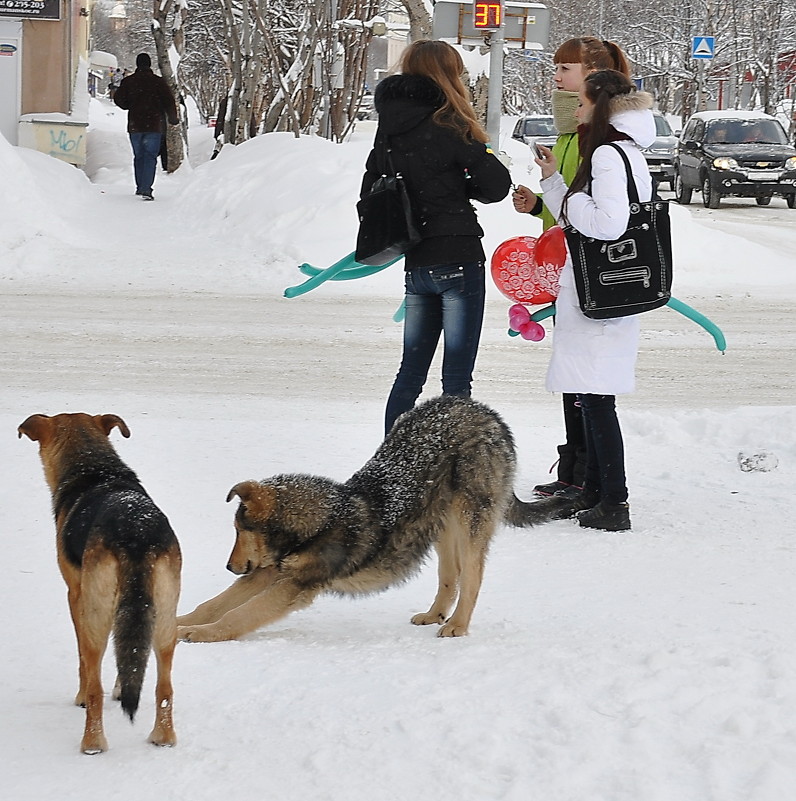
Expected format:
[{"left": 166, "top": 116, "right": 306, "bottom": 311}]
[{"left": 486, "top": 26, "right": 505, "bottom": 147}]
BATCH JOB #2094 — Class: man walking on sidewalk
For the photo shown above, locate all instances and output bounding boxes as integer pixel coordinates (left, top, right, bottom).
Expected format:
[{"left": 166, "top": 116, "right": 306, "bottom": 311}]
[{"left": 113, "top": 53, "right": 179, "bottom": 201}]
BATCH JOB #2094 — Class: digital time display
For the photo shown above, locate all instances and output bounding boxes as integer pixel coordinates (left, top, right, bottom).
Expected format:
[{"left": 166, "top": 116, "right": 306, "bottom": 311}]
[{"left": 473, "top": 1, "right": 503, "bottom": 29}]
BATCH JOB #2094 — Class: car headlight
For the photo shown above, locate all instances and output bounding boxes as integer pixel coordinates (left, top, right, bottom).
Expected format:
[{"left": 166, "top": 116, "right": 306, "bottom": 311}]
[
  {"left": 712, "top": 157, "right": 739, "bottom": 170},
  {"left": 786, "top": 156, "right": 796, "bottom": 171}
]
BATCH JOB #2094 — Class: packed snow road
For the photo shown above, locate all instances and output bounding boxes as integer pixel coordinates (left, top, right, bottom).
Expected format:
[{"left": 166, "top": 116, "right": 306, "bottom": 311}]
[
  {"left": 0, "top": 288, "right": 792, "bottom": 418},
  {"left": 660, "top": 186, "right": 796, "bottom": 258}
]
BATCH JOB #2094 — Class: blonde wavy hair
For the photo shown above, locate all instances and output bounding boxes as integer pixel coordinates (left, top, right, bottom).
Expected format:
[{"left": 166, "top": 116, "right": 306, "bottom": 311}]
[{"left": 399, "top": 40, "right": 489, "bottom": 144}]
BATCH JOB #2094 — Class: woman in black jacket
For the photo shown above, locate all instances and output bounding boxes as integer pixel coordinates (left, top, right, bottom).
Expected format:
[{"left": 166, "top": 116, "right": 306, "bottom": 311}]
[{"left": 362, "top": 41, "right": 511, "bottom": 434}]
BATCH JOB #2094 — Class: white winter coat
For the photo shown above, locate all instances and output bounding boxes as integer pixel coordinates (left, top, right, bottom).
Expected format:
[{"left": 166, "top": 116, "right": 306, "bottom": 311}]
[{"left": 540, "top": 93, "right": 656, "bottom": 395}]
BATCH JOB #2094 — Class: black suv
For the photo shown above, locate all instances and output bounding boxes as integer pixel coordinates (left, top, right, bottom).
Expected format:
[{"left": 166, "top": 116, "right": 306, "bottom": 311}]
[{"left": 674, "top": 111, "right": 796, "bottom": 208}]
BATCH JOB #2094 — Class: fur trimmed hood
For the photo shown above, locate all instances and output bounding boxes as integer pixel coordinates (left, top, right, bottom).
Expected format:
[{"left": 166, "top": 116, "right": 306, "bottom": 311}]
[
  {"left": 373, "top": 74, "right": 445, "bottom": 136},
  {"left": 609, "top": 90, "right": 654, "bottom": 114},
  {"left": 609, "top": 90, "right": 656, "bottom": 149}
]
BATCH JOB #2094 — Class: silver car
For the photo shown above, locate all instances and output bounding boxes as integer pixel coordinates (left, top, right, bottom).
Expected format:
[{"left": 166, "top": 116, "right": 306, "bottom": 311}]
[
  {"left": 511, "top": 115, "right": 558, "bottom": 149},
  {"left": 642, "top": 113, "right": 678, "bottom": 191}
]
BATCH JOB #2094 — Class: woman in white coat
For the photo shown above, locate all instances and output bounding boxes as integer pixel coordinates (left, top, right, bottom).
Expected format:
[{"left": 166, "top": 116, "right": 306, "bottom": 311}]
[{"left": 535, "top": 70, "right": 656, "bottom": 531}]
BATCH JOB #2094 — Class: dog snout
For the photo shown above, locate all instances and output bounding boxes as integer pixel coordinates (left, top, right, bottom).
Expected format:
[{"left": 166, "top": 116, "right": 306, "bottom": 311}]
[{"left": 227, "top": 560, "right": 251, "bottom": 575}]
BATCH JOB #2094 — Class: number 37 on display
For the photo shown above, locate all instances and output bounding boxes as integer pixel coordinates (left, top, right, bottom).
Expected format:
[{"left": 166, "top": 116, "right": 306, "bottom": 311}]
[{"left": 473, "top": 1, "right": 502, "bottom": 29}]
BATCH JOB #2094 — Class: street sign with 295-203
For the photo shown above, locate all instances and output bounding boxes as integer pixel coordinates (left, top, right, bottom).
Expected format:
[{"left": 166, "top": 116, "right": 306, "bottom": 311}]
[{"left": 0, "top": 0, "right": 61, "bottom": 20}]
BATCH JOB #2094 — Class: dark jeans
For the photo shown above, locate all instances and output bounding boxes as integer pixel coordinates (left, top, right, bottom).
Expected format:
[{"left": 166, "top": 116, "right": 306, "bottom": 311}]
[
  {"left": 578, "top": 393, "right": 628, "bottom": 505},
  {"left": 129, "top": 132, "right": 163, "bottom": 195},
  {"left": 384, "top": 261, "right": 485, "bottom": 434}
]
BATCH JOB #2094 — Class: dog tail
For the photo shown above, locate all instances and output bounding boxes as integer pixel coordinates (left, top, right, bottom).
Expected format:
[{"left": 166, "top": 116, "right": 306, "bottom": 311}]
[
  {"left": 113, "top": 559, "right": 154, "bottom": 722},
  {"left": 504, "top": 493, "right": 573, "bottom": 528}
]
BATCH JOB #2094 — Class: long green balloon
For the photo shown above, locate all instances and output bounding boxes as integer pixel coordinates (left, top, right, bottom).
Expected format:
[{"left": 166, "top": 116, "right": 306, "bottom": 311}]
[
  {"left": 289, "top": 257, "right": 727, "bottom": 353},
  {"left": 525, "top": 297, "right": 726, "bottom": 352},
  {"left": 665, "top": 297, "right": 727, "bottom": 352},
  {"left": 297, "top": 262, "right": 397, "bottom": 282},
  {"left": 284, "top": 252, "right": 402, "bottom": 297}
]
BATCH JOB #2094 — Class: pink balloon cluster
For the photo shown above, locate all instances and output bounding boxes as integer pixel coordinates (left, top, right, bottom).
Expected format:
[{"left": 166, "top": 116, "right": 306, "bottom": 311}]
[{"left": 508, "top": 303, "right": 545, "bottom": 341}]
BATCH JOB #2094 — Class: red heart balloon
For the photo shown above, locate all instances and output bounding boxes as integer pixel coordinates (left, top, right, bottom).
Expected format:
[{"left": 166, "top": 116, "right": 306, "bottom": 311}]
[
  {"left": 535, "top": 225, "right": 567, "bottom": 270},
  {"left": 490, "top": 236, "right": 558, "bottom": 305}
]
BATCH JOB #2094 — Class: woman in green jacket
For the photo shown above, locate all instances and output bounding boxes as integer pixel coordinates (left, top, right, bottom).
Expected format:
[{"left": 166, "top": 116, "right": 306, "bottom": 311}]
[{"left": 512, "top": 37, "right": 631, "bottom": 499}]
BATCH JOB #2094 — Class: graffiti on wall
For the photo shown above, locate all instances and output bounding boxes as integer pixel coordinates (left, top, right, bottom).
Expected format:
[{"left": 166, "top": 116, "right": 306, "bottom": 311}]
[{"left": 19, "top": 121, "right": 88, "bottom": 166}]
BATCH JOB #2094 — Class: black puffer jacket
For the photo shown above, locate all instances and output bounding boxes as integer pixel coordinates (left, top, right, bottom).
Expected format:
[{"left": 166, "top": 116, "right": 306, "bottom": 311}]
[
  {"left": 361, "top": 74, "right": 511, "bottom": 269},
  {"left": 114, "top": 67, "right": 179, "bottom": 134}
]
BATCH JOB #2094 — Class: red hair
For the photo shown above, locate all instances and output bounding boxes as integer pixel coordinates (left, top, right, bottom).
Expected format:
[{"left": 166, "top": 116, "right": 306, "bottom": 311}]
[{"left": 553, "top": 37, "right": 631, "bottom": 78}]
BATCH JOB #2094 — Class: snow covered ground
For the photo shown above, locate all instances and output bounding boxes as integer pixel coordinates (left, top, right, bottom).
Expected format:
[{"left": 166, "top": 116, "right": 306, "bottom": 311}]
[{"left": 1, "top": 98, "right": 795, "bottom": 801}]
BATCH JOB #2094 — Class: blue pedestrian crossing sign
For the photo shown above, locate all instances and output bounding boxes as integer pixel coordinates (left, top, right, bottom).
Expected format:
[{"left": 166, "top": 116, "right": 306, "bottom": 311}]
[{"left": 692, "top": 36, "right": 715, "bottom": 59}]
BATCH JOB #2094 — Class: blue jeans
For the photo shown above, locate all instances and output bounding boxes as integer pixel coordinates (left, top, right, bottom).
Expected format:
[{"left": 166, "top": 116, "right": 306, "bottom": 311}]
[
  {"left": 384, "top": 261, "right": 485, "bottom": 434},
  {"left": 578, "top": 393, "right": 628, "bottom": 505},
  {"left": 129, "top": 132, "right": 163, "bottom": 195}
]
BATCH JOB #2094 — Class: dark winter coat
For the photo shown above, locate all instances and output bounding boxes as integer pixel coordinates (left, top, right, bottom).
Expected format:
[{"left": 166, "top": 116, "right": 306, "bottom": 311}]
[
  {"left": 114, "top": 67, "right": 179, "bottom": 134},
  {"left": 361, "top": 74, "right": 511, "bottom": 269}
]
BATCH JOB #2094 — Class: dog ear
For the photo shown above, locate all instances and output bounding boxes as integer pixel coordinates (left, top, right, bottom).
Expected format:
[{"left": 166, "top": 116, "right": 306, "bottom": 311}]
[
  {"left": 18, "top": 414, "right": 52, "bottom": 442},
  {"left": 226, "top": 481, "right": 277, "bottom": 520},
  {"left": 95, "top": 414, "right": 131, "bottom": 439}
]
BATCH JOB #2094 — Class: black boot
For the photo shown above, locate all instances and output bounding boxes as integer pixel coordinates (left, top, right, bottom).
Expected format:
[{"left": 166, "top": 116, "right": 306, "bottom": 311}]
[
  {"left": 577, "top": 501, "right": 631, "bottom": 532},
  {"left": 553, "top": 488, "right": 600, "bottom": 517},
  {"left": 533, "top": 444, "right": 585, "bottom": 497},
  {"left": 532, "top": 479, "right": 574, "bottom": 497}
]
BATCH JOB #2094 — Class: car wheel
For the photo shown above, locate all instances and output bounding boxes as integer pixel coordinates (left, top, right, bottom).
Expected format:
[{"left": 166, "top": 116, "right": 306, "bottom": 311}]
[
  {"left": 674, "top": 172, "right": 692, "bottom": 205},
  {"left": 702, "top": 174, "right": 720, "bottom": 209},
  {"left": 787, "top": 194, "right": 796, "bottom": 209},
  {"left": 756, "top": 195, "right": 771, "bottom": 206}
]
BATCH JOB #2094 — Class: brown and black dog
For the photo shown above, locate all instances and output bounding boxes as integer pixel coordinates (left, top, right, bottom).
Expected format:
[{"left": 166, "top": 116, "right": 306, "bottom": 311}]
[{"left": 18, "top": 413, "right": 182, "bottom": 755}]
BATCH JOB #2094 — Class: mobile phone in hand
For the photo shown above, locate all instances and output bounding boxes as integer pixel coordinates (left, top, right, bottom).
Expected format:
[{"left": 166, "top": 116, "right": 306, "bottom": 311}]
[{"left": 532, "top": 143, "right": 545, "bottom": 160}]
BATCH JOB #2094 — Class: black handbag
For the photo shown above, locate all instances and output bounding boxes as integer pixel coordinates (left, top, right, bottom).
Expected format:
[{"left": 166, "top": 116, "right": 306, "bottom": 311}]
[
  {"left": 564, "top": 143, "right": 672, "bottom": 319},
  {"left": 355, "top": 140, "right": 421, "bottom": 267}
]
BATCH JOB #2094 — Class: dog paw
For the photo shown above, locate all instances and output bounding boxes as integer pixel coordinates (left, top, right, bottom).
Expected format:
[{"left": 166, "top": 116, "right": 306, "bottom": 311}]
[
  {"left": 149, "top": 729, "right": 177, "bottom": 747},
  {"left": 81, "top": 734, "right": 108, "bottom": 755},
  {"left": 178, "top": 624, "right": 229, "bottom": 643},
  {"left": 411, "top": 611, "right": 446, "bottom": 626},
  {"left": 437, "top": 621, "right": 468, "bottom": 637},
  {"left": 178, "top": 625, "right": 209, "bottom": 643}
]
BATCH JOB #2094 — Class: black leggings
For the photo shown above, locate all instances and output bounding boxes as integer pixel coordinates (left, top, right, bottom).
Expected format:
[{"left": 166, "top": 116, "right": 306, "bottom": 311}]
[
  {"left": 557, "top": 393, "right": 587, "bottom": 486},
  {"left": 578, "top": 393, "right": 628, "bottom": 505}
]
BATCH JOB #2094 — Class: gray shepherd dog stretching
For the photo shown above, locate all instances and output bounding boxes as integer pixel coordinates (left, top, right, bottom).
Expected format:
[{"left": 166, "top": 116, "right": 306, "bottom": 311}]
[{"left": 178, "top": 396, "right": 568, "bottom": 641}]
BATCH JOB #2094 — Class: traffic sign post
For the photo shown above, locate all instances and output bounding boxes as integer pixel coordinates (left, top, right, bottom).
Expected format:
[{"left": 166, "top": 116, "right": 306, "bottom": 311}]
[
  {"left": 432, "top": 1, "right": 550, "bottom": 148},
  {"left": 692, "top": 36, "right": 715, "bottom": 59},
  {"left": 432, "top": 0, "right": 550, "bottom": 48},
  {"left": 691, "top": 36, "right": 715, "bottom": 112}
]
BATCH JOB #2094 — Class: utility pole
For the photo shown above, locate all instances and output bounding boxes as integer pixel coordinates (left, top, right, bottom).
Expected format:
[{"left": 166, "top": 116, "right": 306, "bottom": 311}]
[
  {"left": 472, "top": 0, "right": 505, "bottom": 146},
  {"left": 486, "top": 25, "right": 505, "bottom": 147}
]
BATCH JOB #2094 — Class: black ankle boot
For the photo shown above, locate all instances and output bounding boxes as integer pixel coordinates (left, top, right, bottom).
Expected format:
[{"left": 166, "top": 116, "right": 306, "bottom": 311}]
[
  {"left": 552, "top": 488, "right": 599, "bottom": 517},
  {"left": 577, "top": 501, "right": 631, "bottom": 531},
  {"left": 532, "top": 479, "right": 573, "bottom": 497}
]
